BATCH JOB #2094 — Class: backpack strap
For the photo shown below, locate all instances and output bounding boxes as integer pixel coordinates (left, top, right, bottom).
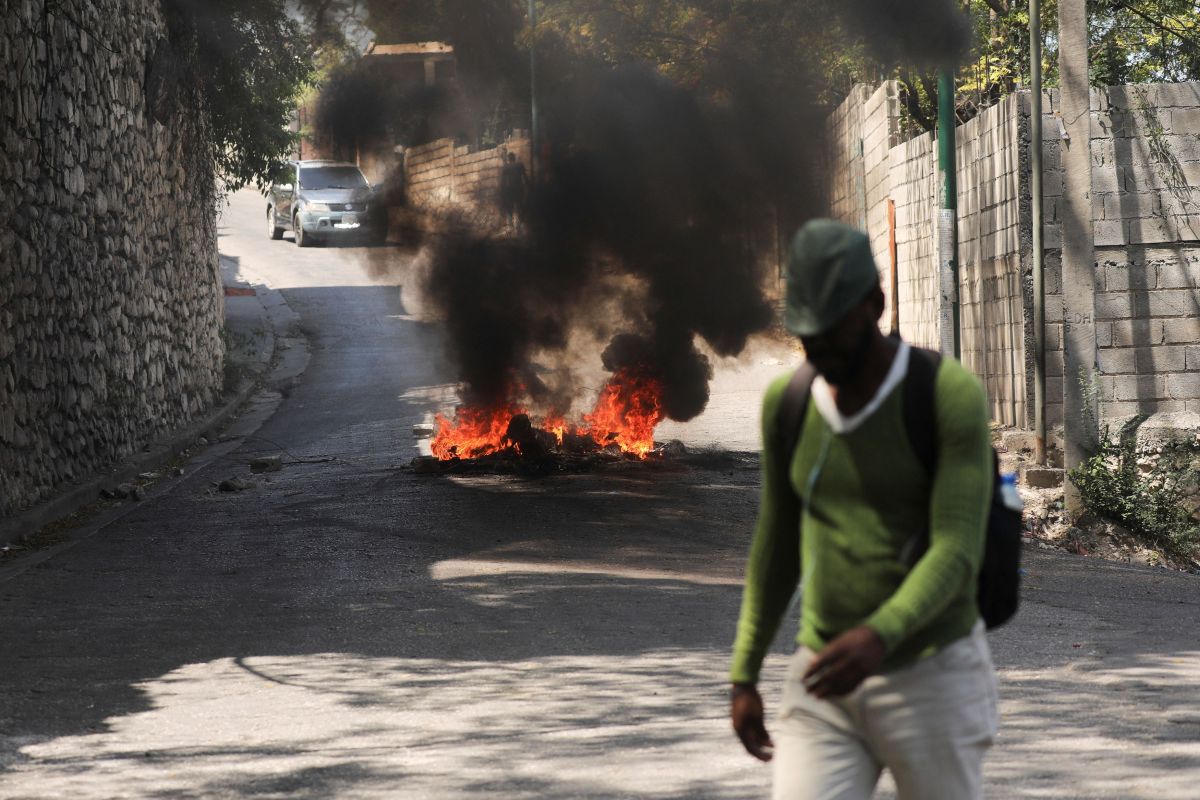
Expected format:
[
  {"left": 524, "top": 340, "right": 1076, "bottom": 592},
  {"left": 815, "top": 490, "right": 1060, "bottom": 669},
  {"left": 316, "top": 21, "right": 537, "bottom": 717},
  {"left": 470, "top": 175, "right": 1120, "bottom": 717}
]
[
  {"left": 902, "top": 346, "right": 942, "bottom": 476},
  {"left": 777, "top": 363, "right": 818, "bottom": 473}
]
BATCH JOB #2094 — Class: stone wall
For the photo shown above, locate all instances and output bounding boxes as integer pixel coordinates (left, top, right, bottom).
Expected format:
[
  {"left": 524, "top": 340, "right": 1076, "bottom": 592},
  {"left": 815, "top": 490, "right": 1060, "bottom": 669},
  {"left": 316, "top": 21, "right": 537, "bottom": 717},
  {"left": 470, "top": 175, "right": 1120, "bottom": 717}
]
[{"left": 1, "top": 1, "right": 224, "bottom": 518}]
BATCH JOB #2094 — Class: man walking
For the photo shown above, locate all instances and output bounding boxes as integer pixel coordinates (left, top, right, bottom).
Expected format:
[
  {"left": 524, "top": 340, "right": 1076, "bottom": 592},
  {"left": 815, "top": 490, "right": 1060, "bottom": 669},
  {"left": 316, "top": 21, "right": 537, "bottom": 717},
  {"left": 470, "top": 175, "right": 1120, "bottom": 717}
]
[
  {"left": 730, "top": 219, "right": 998, "bottom": 799},
  {"left": 498, "top": 151, "right": 528, "bottom": 231}
]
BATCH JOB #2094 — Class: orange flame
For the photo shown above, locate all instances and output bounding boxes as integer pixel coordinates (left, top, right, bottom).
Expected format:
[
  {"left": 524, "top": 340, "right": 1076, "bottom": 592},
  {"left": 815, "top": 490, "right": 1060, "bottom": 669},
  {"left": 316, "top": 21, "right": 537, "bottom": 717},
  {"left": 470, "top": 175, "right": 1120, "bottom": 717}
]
[
  {"left": 429, "top": 371, "right": 665, "bottom": 461},
  {"left": 430, "top": 403, "right": 521, "bottom": 460},
  {"left": 581, "top": 370, "right": 664, "bottom": 457}
]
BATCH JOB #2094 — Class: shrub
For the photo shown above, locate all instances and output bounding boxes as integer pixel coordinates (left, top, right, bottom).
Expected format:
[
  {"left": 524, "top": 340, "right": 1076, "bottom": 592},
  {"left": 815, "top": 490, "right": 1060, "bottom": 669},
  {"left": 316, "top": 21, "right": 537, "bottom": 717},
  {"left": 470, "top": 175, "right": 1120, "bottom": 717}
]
[{"left": 1070, "top": 415, "right": 1200, "bottom": 562}]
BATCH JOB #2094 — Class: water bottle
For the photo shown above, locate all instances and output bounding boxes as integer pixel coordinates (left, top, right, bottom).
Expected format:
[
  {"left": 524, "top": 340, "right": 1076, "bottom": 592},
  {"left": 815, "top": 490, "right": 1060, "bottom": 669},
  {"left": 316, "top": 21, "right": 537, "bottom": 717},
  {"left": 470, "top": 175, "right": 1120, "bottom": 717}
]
[{"left": 1000, "top": 472, "right": 1023, "bottom": 513}]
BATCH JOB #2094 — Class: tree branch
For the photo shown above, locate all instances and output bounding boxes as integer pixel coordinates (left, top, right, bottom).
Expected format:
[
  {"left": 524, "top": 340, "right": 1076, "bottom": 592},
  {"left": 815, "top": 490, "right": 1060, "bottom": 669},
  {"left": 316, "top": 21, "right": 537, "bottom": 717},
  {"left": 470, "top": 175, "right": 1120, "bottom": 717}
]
[
  {"left": 1112, "top": 1, "right": 1200, "bottom": 52},
  {"left": 899, "top": 72, "right": 936, "bottom": 132}
]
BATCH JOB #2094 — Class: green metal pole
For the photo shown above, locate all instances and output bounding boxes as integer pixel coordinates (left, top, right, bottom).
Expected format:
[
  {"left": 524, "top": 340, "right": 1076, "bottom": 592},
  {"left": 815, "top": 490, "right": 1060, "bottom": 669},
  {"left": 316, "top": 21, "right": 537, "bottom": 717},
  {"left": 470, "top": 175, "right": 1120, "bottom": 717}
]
[
  {"left": 937, "top": 71, "right": 961, "bottom": 359},
  {"left": 1030, "top": 0, "right": 1047, "bottom": 463}
]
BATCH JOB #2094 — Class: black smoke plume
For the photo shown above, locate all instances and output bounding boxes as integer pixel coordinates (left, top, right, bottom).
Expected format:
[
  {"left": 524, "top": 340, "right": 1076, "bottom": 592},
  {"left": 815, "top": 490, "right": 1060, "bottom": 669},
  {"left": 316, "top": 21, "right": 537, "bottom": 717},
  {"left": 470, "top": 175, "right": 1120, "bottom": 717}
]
[
  {"left": 415, "top": 62, "right": 820, "bottom": 421},
  {"left": 331, "top": 1, "right": 972, "bottom": 424}
]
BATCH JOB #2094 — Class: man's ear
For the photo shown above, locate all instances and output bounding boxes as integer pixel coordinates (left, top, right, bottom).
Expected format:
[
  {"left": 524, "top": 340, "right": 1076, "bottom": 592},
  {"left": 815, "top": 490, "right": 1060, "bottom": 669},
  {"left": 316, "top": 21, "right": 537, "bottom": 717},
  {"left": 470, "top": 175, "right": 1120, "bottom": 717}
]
[{"left": 869, "top": 285, "right": 886, "bottom": 320}]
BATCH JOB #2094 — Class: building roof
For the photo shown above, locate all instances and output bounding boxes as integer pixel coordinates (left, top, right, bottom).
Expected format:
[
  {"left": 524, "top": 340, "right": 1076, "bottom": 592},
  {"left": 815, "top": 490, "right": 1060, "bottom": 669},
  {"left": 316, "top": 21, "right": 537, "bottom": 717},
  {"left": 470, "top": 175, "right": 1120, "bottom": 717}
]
[{"left": 364, "top": 41, "right": 454, "bottom": 58}]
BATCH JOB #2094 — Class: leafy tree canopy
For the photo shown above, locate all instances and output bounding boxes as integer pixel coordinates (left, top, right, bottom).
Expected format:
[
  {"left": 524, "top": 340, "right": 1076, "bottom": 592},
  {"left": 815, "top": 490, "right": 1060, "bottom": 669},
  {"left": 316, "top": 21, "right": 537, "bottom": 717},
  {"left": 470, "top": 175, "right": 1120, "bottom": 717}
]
[{"left": 162, "top": 0, "right": 313, "bottom": 191}]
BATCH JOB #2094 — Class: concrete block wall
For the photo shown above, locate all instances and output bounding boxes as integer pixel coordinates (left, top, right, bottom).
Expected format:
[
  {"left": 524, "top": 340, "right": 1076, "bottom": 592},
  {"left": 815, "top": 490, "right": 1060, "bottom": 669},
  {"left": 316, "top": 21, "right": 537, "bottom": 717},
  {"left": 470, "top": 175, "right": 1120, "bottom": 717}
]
[
  {"left": 1, "top": 1, "right": 225, "bottom": 517},
  {"left": 828, "top": 85, "right": 872, "bottom": 230},
  {"left": 954, "top": 95, "right": 1027, "bottom": 427},
  {"left": 828, "top": 83, "right": 904, "bottom": 325},
  {"left": 840, "top": 89, "right": 1027, "bottom": 425},
  {"left": 1039, "top": 85, "right": 1200, "bottom": 424},
  {"left": 405, "top": 136, "right": 531, "bottom": 223},
  {"left": 830, "top": 80, "right": 1200, "bottom": 429},
  {"left": 889, "top": 135, "right": 940, "bottom": 350}
]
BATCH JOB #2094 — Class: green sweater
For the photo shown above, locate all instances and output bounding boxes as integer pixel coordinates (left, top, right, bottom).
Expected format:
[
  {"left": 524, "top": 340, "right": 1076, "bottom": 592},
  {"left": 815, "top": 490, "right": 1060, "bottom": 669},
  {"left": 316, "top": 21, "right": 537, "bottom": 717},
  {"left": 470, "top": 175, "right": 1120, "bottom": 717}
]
[{"left": 729, "top": 356, "right": 992, "bottom": 684}]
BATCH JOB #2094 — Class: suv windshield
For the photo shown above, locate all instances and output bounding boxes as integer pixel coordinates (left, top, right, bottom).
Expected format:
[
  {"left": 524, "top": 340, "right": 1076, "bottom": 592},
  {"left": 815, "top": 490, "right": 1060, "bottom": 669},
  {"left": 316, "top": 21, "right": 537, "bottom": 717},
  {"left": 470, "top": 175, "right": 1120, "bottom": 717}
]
[{"left": 299, "top": 166, "right": 368, "bottom": 190}]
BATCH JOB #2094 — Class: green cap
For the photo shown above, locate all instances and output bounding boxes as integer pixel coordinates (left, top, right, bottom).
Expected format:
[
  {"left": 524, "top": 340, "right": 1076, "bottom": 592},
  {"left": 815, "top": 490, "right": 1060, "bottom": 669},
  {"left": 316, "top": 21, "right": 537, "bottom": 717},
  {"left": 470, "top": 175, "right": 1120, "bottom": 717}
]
[{"left": 783, "top": 219, "right": 880, "bottom": 336}]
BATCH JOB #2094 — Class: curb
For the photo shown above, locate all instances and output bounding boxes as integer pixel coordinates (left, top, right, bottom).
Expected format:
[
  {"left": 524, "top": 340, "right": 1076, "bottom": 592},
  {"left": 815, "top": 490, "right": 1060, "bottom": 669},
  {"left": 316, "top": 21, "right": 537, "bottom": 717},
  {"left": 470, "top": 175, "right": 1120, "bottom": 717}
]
[{"left": 0, "top": 283, "right": 299, "bottom": 548}]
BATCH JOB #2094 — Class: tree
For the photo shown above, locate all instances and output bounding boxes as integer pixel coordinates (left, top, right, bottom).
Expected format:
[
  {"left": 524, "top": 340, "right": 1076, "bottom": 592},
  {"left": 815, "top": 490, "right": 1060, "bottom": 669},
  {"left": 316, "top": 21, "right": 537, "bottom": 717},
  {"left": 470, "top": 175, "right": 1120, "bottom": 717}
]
[{"left": 162, "top": 0, "right": 313, "bottom": 191}]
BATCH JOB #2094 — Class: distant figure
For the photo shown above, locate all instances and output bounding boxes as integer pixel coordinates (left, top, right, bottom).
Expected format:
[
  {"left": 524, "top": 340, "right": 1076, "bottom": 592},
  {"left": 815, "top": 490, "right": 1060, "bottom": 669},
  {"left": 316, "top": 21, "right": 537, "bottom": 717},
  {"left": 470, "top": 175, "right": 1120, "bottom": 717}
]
[
  {"left": 498, "top": 152, "right": 528, "bottom": 231},
  {"left": 729, "top": 219, "right": 998, "bottom": 799}
]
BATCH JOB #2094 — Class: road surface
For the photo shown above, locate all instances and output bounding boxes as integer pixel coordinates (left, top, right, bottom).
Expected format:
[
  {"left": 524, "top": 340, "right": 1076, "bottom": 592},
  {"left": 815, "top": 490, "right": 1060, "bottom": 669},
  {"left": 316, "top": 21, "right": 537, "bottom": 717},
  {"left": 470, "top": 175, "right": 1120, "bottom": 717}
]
[{"left": 0, "top": 189, "right": 1197, "bottom": 798}]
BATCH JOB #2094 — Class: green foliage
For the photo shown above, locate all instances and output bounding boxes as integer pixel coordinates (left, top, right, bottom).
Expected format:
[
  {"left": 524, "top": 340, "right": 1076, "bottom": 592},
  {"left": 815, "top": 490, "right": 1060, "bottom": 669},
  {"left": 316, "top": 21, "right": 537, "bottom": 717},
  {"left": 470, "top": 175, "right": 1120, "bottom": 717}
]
[
  {"left": 162, "top": 0, "right": 313, "bottom": 191},
  {"left": 906, "top": 0, "right": 1200, "bottom": 130},
  {"left": 1069, "top": 417, "right": 1200, "bottom": 561}
]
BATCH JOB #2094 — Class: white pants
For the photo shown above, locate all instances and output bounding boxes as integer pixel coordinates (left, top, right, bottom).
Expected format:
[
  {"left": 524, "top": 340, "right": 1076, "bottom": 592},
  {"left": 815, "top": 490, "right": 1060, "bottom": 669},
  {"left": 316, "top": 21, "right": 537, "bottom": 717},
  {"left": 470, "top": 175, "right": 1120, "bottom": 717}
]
[{"left": 773, "top": 623, "right": 998, "bottom": 800}]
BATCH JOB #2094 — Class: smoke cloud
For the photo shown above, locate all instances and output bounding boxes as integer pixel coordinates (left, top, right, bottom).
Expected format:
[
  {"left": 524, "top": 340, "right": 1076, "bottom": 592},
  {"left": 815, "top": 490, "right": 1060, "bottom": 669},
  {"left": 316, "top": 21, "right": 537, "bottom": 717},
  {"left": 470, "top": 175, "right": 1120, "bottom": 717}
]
[{"left": 335, "top": 1, "right": 972, "bottom": 424}]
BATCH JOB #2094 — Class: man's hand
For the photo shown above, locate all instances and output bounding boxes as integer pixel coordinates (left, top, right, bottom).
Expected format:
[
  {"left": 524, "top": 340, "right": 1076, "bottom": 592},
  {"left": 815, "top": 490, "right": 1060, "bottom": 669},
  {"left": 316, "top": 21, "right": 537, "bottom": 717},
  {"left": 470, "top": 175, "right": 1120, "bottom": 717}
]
[
  {"left": 802, "top": 625, "right": 886, "bottom": 699},
  {"left": 730, "top": 683, "right": 774, "bottom": 762}
]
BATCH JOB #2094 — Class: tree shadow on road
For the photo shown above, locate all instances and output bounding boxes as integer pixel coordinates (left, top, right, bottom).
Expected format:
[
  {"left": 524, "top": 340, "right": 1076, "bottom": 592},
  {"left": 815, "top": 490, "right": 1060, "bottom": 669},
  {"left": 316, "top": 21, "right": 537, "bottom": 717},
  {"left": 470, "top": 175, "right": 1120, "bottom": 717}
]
[{"left": 1, "top": 285, "right": 1198, "bottom": 797}]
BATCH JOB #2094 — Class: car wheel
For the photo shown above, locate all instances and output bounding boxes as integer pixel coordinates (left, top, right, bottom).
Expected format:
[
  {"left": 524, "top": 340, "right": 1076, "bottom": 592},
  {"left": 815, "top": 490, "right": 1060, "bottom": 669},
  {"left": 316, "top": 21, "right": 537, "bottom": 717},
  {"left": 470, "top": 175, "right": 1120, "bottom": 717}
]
[
  {"left": 294, "top": 217, "right": 312, "bottom": 247},
  {"left": 267, "top": 207, "right": 283, "bottom": 240}
]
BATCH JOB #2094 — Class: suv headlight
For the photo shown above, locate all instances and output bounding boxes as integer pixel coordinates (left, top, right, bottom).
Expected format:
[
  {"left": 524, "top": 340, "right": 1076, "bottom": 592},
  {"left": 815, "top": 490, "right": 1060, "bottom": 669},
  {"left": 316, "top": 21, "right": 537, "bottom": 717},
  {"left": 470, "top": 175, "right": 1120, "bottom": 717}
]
[{"left": 306, "top": 202, "right": 330, "bottom": 212}]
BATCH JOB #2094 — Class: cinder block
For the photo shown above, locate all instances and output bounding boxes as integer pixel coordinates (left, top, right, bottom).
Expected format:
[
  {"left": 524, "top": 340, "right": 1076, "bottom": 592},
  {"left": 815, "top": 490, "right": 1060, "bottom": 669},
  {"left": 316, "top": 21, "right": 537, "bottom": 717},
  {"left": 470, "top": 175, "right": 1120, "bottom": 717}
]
[
  {"left": 1155, "top": 258, "right": 1200, "bottom": 289},
  {"left": 1102, "top": 400, "right": 1143, "bottom": 419},
  {"left": 1045, "top": 322, "right": 1065, "bottom": 350},
  {"left": 1045, "top": 260, "right": 1063, "bottom": 295},
  {"left": 1111, "top": 136, "right": 1157, "bottom": 167},
  {"left": 1160, "top": 134, "right": 1200, "bottom": 162},
  {"left": 1103, "top": 264, "right": 1131, "bottom": 290},
  {"left": 1046, "top": 401, "right": 1065, "bottom": 428},
  {"left": 1171, "top": 215, "right": 1200, "bottom": 241},
  {"left": 1092, "top": 167, "right": 1123, "bottom": 194},
  {"left": 1104, "top": 191, "right": 1160, "bottom": 220},
  {"left": 1094, "top": 322, "right": 1112, "bottom": 348},
  {"left": 1136, "top": 346, "right": 1188, "bottom": 373},
  {"left": 1110, "top": 318, "right": 1165, "bottom": 347},
  {"left": 1166, "top": 107, "right": 1200, "bottom": 131},
  {"left": 1043, "top": 170, "right": 1065, "bottom": 197},
  {"left": 1094, "top": 219, "right": 1126, "bottom": 246},
  {"left": 1090, "top": 139, "right": 1115, "bottom": 166},
  {"left": 1154, "top": 82, "right": 1200, "bottom": 108},
  {"left": 1163, "top": 318, "right": 1200, "bottom": 343},
  {"left": 1046, "top": 349, "right": 1065, "bottom": 377},
  {"left": 1167, "top": 372, "right": 1200, "bottom": 399},
  {"left": 1148, "top": 289, "right": 1195, "bottom": 317},
  {"left": 1097, "top": 375, "right": 1117, "bottom": 401},
  {"left": 1094, "top": 292, "right": 1133, "bottom": 320},
  {"left": 1156, "top": 191, "right": 1200, "bottom": 217},
  {"left": 1098, "top": 347, "right": 1137, "bottom": 374},
  {"left": 1115, "top": 374, "right": 1166, "bottom": 401},
  {"left": 1045, "top": 294, "right": 1064, "bottom": 323},
  {"left": 1186, "top": 345, "right": 1200, "bottom": 370},
  {"left": 1127, "top": 216, "right": 1175, "bottom": 244},
  {"left": 1044, "top": 222, "right": 1063, "bottom": 249}
]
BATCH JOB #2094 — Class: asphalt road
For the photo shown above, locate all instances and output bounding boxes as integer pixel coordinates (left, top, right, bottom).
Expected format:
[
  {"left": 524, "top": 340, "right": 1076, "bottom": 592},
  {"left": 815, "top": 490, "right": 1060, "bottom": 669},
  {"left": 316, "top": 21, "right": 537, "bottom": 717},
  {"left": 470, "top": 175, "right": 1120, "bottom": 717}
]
[{"left": 0, "top": 189, "right": 1197, "bottom": 799}]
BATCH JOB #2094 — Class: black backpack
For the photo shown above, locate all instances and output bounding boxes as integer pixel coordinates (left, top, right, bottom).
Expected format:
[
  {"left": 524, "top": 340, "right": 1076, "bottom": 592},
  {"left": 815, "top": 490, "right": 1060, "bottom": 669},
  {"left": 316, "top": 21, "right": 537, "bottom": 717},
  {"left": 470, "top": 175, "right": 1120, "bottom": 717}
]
[{"left": 777, "top": 346, "right": 1021, "bottom": 630}]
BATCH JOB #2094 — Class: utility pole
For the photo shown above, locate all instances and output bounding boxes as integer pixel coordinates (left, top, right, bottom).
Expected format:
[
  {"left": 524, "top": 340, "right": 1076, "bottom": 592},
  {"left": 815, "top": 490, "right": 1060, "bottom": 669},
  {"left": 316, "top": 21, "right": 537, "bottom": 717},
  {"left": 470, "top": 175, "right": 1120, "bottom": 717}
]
[
  {"left": 1058, "top": 0, "right": 1099, "bottom": 510},
  {"left": 1030, "top": 0, "right": 1047, "bottom": 465},
  {"left": 937, "top": 70, "right": 961, "bottom": 359},
  {"left": 528, "top": 0, "right": 539, "bottom": 183}
]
